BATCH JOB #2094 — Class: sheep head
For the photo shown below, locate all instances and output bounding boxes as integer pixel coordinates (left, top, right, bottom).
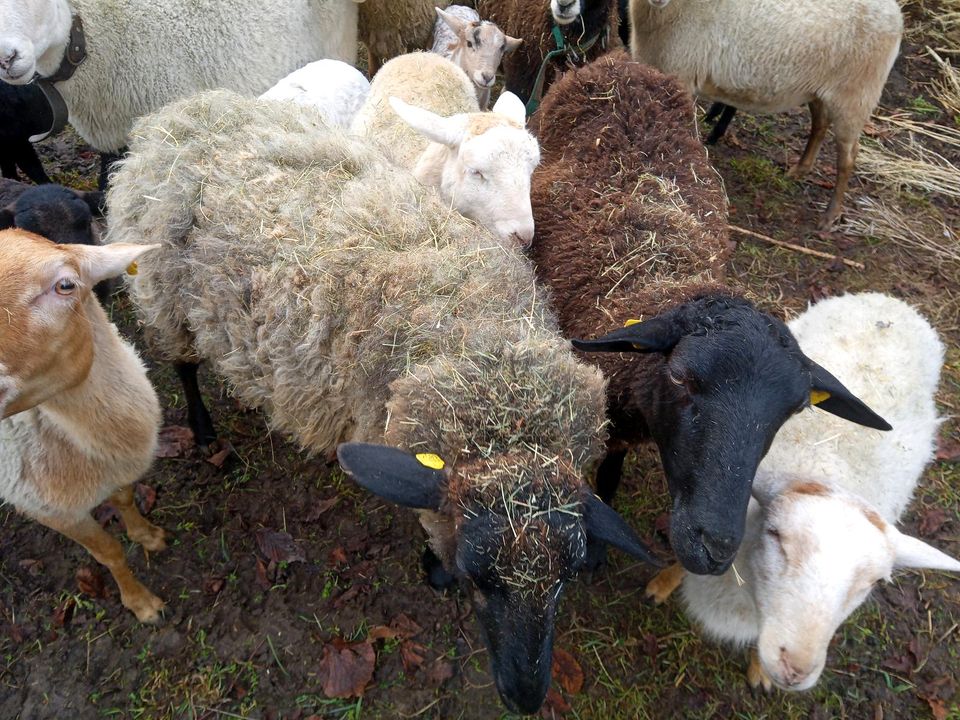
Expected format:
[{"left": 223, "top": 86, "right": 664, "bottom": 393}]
[
  {"left": 749, "top": 482, "right": 960, "bottom": 691},
  {"left": 0, "top": 230, "right": 157, "bottom": 418},
  {"left": 336, "top": 442, "right": 660, "bottom": 714},
  {"left": 436, "top": 8, "right": 521, "bottom": 97},
  {"left": 0, "top": 0, "right": 72, "bottom": 84},
  {"left": 389, "top": 93, "right": 539, "bottom": 249},
  {"left": 573, "top": 295, "right": 891, "bottom": 576},
  {"left": 0, "top": 184, "right": 105, "bottom": 247}
]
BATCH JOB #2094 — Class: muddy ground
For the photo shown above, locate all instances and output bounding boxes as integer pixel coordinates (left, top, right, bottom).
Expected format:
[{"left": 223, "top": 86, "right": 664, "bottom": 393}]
[{"left": 1, "top": 4, "right": 958, "bottom": 719}]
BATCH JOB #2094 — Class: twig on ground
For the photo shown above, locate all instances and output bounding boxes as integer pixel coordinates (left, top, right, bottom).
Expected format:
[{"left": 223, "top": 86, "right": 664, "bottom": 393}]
[{"left": 728, "top": 224, "right": 866, "bottom": 269}]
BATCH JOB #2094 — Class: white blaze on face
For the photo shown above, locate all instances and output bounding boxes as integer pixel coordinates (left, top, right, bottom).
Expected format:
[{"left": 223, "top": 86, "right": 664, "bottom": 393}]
[
  {"left": 550, "top": 0, "right": 582, "bottom": 25},
  {"left": 0, "top": 0, "right": 71, "bottom": 84}
]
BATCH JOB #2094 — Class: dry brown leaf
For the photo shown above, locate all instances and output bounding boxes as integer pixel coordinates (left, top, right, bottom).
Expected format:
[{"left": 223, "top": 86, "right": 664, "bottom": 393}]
[
  {"left": 425, "top": 658, "right": 455, "bottom": 686},
  {"left": 329, "top": 547, "right": 348, "bottom": 566},
  {"left": 927, "top": 697, "right": 948, "bottom": 720},
  {"left": 206, "top": 439, "right": 234, "bottom": 468},
  {"left": 255, "top": 529, "right": 306, "bottom": 564},
  {"left": 367, "top": 625, "right": 400, "bottom": 642},
  {"left": 204, "top": 576, "right": 225, "bottom": 595},
  {"left": 400, "top": 640, "right": 427, "bottom": 673},
  {"left": 255, "top": 558, "right": 272, "bottom": 591},
  {"left": 317, "top": 638, "right": 376, "bottom": 698},
  {"left": 135, "top": 483, "right": 157, "bottom": 515},
  {"left": 552, "top": 647, "right": 583, "bottom": 695},
  {"left": 919, "top": 508, "right": 949, "bottom": 537},
  {"left": 541, "top": 687, "right": 571, "bottom": 717},
  {"left": 52, "top": 598, "right": 76, "bottom": 628},
  {"left": 304, "top": 496, "right": 339, "bottom": 522},
  {"left": 935, "top": 436, "right": 960, "bottom": 462},
  {"left": 76, "top": 566, "right": 108, "bottom": 599},
  {"left": 156, "top": 425, "right": 195, "bottom": 458}
]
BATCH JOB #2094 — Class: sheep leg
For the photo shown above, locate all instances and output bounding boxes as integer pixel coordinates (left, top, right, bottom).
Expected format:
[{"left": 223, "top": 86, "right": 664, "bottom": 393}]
[
  {"left": 595, "top": 448, "right": 626, "bottom": 503},
  {"left": 644, "top": 562, "right": 685, "bottom": 604},
  {"left": 786, "top": 99, "right": 828, "bottom": 179},
  {"left": 818, "top": 134, "right": 857, "bottom": 231},
  {"left": 109, "top": 485, "right": 167, "bottom": 552},
  {"left": 36, "top": 513, "right": 165, "bottom": 623},
  {"left": 747, "top": 648, "right": 774, "bottom": 692},
  {"left": 14, "top": 141, "right": 51, "bottom": 184},
  {"left": 367, "top": 49, "right": 380, "bottom": 78},
  {"left": 421, "top": 546, "right": 456, "bottom": 590},
  {"left": 175, "top": 361, "right": 218, "bottom": 448},
  {"left": 98, "top": 151, "right": 124, "bottom": 191},
  {"left": 705, "top": 104, "right": 737, "bottom": 145}
]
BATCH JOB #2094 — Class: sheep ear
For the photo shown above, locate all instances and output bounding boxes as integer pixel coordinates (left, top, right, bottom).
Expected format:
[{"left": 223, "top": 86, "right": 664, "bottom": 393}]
[
  {"left": 0, "top": 206, "right": 14, "bottom": 230},
  {"left": 75, "top": 242, "right": 160, "bottom": 285},
  {"left": 572, "top": 316, "right": 681, "bottom": 354},
  {"left": 504, "top": 35, "right": 522, "bottom": 53},
  {"left": 436, "top": 6, "right": 468, "bottom": 34},
  {"left": 492, "top": 91, "right": 526, "bottom": 125},
  {"left": 583, "top": 494, "right": 664, "bottom": 567},
  {"left": 336, "top": 442, "right": 445, "bottom": 510},
  {"left": 891, "top": 529, "right": 960, "bottom": 572},
  {"left": 807, "top": 361, "right": 892, "bottom": 431},
  {"left": 389, "top": 96, "right": 467, "bottom": 147}
]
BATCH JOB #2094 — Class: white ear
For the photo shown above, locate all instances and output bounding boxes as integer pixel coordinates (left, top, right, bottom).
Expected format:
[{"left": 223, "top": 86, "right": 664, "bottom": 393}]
[
  {"left": 492, "top": 91, "right": 526, "bottom": 125},
  {"left": 892, "top": 528, "right": 960, "bottom": 572},
  {"left": 78, "top": 243, "right": 161, "bottom": 286},
  {"left": 436, "top": 6, "right": 467, "bottom": 34},
  {"left": 388, "top": 96, "right": 467, "bottom": 147}
]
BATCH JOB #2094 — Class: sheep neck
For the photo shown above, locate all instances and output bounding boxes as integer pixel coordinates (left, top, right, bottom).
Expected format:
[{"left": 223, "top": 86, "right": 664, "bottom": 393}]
[{"left": 630, "top": 0, "right": 683, "bottom": 37}]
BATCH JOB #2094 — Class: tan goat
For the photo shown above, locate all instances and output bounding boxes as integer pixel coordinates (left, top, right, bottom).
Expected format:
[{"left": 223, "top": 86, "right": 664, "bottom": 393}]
[{"left": 0, "top": 229, "right": 165, "bottom": 622}]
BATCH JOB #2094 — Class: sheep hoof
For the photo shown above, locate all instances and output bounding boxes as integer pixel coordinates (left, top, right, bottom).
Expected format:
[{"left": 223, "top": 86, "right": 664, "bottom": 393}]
[
  {"left": 747, "top": 650, "right": 774, "bottom": 693},
  {"left": 130, "top": 524, "right": 168, "bottom": 553},
  {"left": 785, "top": 163, "right": 810, "bottom": 180},
  {"left": 125, "top": 590, "right": 166, "bottom": 624},
  {"left": 816, "top": 207, "right": 841, "bottom": 232},
  {"left": 644, "top": 563, "right": 684, "bottom": 605}
]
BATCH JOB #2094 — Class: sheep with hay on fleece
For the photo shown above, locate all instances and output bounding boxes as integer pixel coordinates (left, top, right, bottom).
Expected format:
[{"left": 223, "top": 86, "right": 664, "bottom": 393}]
[
  {"left": 627, "top": 0, "right": 904, "bottom": 229},
  {"left": 350, "top": 52, "right": 540, "bottom": 248},
  {"left": 0, "top": 0, "right": 360, "bottom": 155},
  {"left": 259, "top": 60, "right": 370, "bottom": 129},
  {"left": 646, "top": 292, "right": 960, "bottom": 691},
  {"left": 528, "top": 52, "right": 891, "bottom": 576},
  {"left": 431, "top": 6, "right": 522, "bottom": 110},
  {"left": 106, "top": 89, "right": 661, "bottom": 716}
]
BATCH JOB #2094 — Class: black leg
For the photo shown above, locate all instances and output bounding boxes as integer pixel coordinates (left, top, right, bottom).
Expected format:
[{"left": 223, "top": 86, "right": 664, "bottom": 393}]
[
  {"left": 14, "top": 141, "right": 51, "bottom": 184},
  {"left": 422, "top": 546, "right": 456, "bottom": 590},
  {"left": 1, "top": 154, "right": 19, "bottom": 179},
  {"left": 174, "top": 361, "right": 217, "bottom": 447},
  {"left": 595, "top": 449, "right": 627, "bottom": 504},
  {"left": 704, "top": 101, "right": 725, "bottom": 123},
  {"left": 98, "top": 150, "right": 124, "bottom": 191},
  {"left": 705, "top": 104, "right": 737, "bottom": 145}
]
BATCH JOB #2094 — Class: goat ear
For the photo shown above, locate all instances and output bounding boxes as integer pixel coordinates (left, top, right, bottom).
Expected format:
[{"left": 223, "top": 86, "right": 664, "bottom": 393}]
[
  {"left": 491, "top": 91, "right": 526, "bottom": 125},
  {"left": 504, "top": 35, "right": 522, "bottom": 52},
  {"left": 79, "top": 190, "right": 106, "bottom": 219},
  {"left": 389, "top": 96, "right": 467, "bottom": 147},
  {"left": 891, "top": 529, "right": 960, "bottom": 572},
  {"left": 75, "top": 242, "right": 160, "bottom": 285},
  {"left": 0, "top": 206, "right": 14, "bottom": 230},
  {"left": 436, "top": 6, "right": 468, "bottom": 34},
  {"left": 572, "top": 316, "right": 681, "bottom": 354},
  {"left": 583, "top": 494, "right": 664, "bottom": 567},
  {"left": 807, "top": 361, "right": 892, "bottom": 431},
  {"left": 336, "top": 442, "right": 445, "bottom": 510}
]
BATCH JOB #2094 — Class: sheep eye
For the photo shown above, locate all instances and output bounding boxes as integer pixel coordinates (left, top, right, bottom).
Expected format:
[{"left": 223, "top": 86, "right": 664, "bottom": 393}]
[
  {"left": 766, "top": 527, "right": 781, "bottom": 541},
  {"left": 470, "top": 169, "right": 485, "bottom": 180},
  {"left": 668, "top": 369, "right": 685, "bottom": 387},
  {"left": 55, "top": 279, "right": 77, "bottom": 296},
  {"left": 467, "top": 40, "right": 473, "bottom": 48}
]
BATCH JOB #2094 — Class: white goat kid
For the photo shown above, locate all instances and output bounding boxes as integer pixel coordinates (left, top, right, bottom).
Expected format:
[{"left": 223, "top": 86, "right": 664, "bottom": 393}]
[
  {"left": 0, "top": 230, "right": 165, "bottom": 622},
  {"left": 646, "top": 293, "right": 960, "bottom": 692},
  {"left": 432, "top": 6, "right": 522, "bottom": 109}
]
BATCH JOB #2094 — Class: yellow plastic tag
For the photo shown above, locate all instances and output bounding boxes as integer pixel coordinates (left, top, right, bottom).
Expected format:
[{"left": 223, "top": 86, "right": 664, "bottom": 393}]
[
  {"left": 810, "top": 390, "right": 831, "bottom": 405},
  {"left": 126, "top": 261, "right": 139, "bottom": 276},
  {"left": 624, "top": 318, "right": 642, "bottom": 327},
  {"left": 416, "top": 453, "right": 445, "bottom": 470}
]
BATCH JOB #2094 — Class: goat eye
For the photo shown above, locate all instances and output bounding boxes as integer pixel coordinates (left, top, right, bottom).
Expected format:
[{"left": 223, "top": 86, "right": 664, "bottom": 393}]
[
  {"left": 467, "top": 40, "right": 473, "bottom": 48},
  {"left": 55, "top": 279, "right": 77, "bottom": 296}
]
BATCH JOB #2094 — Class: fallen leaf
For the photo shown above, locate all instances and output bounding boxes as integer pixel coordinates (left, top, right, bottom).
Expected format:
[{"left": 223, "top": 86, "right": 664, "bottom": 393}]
[
  {"left": 156, "top": 425, "right": 195, "bottom": 458},
  {"left": 881, "top": 653, "right": 914, "bottom": 674},
  {"left": 255, "top": 558, "right": 272, "bottom": 591},
  {"left": 927, "top": 698, "right": 948, "bottom": 720},
  {"left": 135, "top": 483, "right": 157, "bottom": 515},
  {"left": 641, "top": 632, "right": 658, "bottom": 661},
  {"left": 76, "top": 566, "right": 108, "bottom": 599},
  {"left": 255, "top": 529, "right": 306, "bottom": 564},
  {"left": 206, "top": 439, "right": 235, "bottom": 468},
  {"left": 204, "top": 576, "right": 225, "bottom": 595},
  {"left": 316, "top": 638, "right": 376, "bottom": 698},
  {"left": 53, "top": 598, "right": 76, "bottom": 628},
  {"left": 329, "top": 547, "right": 348, "bottom": 567},
  {"left": 400, "top": 640, "right": 427, "bottom": 672},
  {"left": 551, "top": 647, "right": 583, "bottom": 695},
  {"left": 425, "top": 658, "right": 454, "bottom": 686},
  {"left": 304, "top": 496, "right": 339, "bottom": 522},
  {"left": 18, "top": 559, "right": 43, "bottom": 576},
  {"left": 367, "top": 625, "right": 400, "bottom": 642},
  {"left": 390, "top": 613, "right": 422, "bottom": 640},
  {"left": 935, "top": 436, "right": 960, "bottom": 462},
  {"left": 541, "top": 687, "right": 571, "bottom": 716},
  {"left": 919, "top": 508, "right": 948, "bottom": 537}
]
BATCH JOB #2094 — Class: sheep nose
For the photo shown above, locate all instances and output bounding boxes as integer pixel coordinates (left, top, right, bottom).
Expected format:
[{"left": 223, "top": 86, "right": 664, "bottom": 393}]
[
  {"left": 558, "top": 0, "right": 576, "bottom": 11},
  {"left": 481, "top": 72, "right": 494, "bottom": 85},
  {"left": 700, "top": 531, "right": 737, "bottom": 566},
  {"left": 510, "top": 231, "right": 533, "bottom": 251},
  {"left": 778, "top": 648, "right": 811, "bottom": 688},
  {"left": 0, "top": 50, "right": 17, "bottom": 70}
]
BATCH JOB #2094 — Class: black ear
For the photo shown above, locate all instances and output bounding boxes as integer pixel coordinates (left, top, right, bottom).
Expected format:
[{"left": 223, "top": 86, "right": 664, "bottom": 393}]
[
  {"left": 0, "top": 206, "right": 15, "bottom": 230},
  {"left": 336, "top": 442, "right": 446, "bottom": 510},
  {"left": 583, "top": 494, "right": 664, "bottom": 567},
  {"left": 572, "top": 316, "right": 681, "bottom": 354},
  {"left": 808, "top": 361, "right": 892, "bottom": 431},
  {"left": 80, "top": 190, "right": 106, "bottom": 218}
]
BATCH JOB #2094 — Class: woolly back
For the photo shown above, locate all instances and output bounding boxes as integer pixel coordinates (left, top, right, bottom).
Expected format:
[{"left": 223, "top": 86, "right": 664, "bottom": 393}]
[
  {"left": 756, "top": 293, "right": 943, "bottom": 521},
  {"left": 107, "top": 90, "right": 607, "bottom": 473}
]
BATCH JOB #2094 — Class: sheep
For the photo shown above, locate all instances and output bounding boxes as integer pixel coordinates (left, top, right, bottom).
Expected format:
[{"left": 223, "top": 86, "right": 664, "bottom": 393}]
[
  {"left": 0, "top": 0, "right": 360, "bottom": 154},
  {"left": 0, "top": 229, "right": 164, "bottom": 622},
  {"left": 646, "top": 293, "right": 960, "bottom": 691},
  {"left": 359, "top": 0, "right": 452, "bottom": 76},
  {"left": 350, "top": 52, "right": 540, "bottom": 247},
  {"left": 0, "top": 81, "right": 52, "bottom": 184},
  {"left": 0, "top": 177, "right": 112, "bottom": 302},
  {"left": 627, "top": 0, "right": 904, "bottom": 229},
  {"left": 259, "top": 60, "right": 370, "bottom": 129},
  {"left": 528, "top": 53, "right": 891, "bottom": 576},
  {"left": 105, "top": 89, "right": 660, "bottom": 715},
  {"left": 431, "top": 6, "right": 522, "bottom": 110},
  {"left": 475, "top": 0, "right": 621, "bottom": 109}
]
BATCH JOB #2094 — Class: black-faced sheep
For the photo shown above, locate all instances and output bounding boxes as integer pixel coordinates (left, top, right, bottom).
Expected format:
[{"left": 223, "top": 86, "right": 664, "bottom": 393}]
[
  {"left": 106, "top": 90, "right": 660, "bottom": 715},
  {"left": 0, "top": 229, "right": 164, "bottom": 622},
  {"left": 628, "top": 0, "right": 904, "bottom": 228},
  {"left": 529, "top": 53, "right": 890, "bottom": 576},
  {"left": 647, "top": 293, "right": 960, "bottom": 691},
  {"left": 0, "top": 81, "right": 52, "bottom": 184},
  {"left": 0, "top": 0, "right": 360, "bottom": 154}
]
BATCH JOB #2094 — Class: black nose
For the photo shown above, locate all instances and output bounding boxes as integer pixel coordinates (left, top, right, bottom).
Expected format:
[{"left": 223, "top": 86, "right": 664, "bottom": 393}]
[
  {"left": 558, "top": 1, "right": 575, "bottom": 11},
  {"left": 701, "top": 531, "right": 737, "bottom": 565}
]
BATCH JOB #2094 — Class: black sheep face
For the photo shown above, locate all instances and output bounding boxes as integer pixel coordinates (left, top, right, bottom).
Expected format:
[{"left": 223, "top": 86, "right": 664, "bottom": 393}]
[
  {"left": 574, "top": 296, "right": 892, "bottom": 576},
  {"left": 0, "top": 184, "right": 105, "bottom": 247},
  {"left": 336, "top": 443, "right": 661, "bottom": 715}
]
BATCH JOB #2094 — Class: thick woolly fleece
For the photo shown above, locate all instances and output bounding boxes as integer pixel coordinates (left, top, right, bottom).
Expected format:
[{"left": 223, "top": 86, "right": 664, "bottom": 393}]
[
  {"left": 15, "top": 0, "right": 359, "bottom": 152},
  {"left": 530, "top": 53, "right": 731, "bottom": 447},
  {"left": 359, "top": 0, "right": 452, "bottom": 70},
  {"left": 106, "top": 90, "right": 609, "bottom": 569}
]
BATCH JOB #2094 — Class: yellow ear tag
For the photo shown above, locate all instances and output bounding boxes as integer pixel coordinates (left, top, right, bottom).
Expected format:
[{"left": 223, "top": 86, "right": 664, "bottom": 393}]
[
  {"left": 126, "top": 261, "right": 139, "bottom": 276},
  {"left": 624, "top": 318, "right": 642, "bottom": 327},
  {"left": 810, "top": 390, "right": 831, "bottom": 406},
  {"left": 416, "top": 453, "right": 445, "bottom": 470}
]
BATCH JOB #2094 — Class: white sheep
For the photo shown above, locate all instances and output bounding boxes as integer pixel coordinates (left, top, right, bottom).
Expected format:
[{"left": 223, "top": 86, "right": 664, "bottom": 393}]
[
  {"left": 646, "top": 293, "right": 960, "bottom": 691},
  {"left": 259, "top": 60, "right": 370, "bottom": 129},
  {"left": 0, "top": 229, "right": 164, "bottom": 622},
  {"left": 350, "top": 52, "right": 539, "bottom": 247},
  {"left": 628, "top": 0, "right": 903, "bottom": 229},
  {"left": 431, "top": 6, "right": 522, "bottom": 109},
  {"left": 0, "top": 0, "right": 360, "bottom": 153}
]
